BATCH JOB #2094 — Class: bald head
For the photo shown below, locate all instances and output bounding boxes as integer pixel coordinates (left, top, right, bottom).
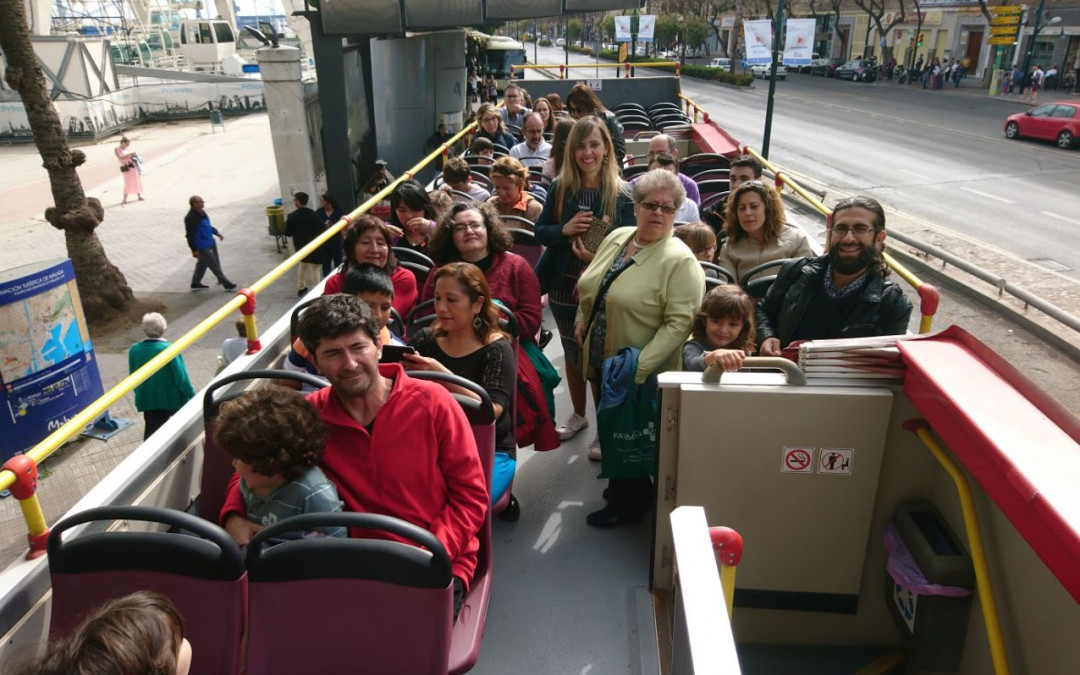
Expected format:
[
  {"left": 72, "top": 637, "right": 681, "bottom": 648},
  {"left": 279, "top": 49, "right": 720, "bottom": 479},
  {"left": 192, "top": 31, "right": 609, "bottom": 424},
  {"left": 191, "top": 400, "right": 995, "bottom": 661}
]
[{"left": 647, "top": 134, "right": 677, "bottom": 162}]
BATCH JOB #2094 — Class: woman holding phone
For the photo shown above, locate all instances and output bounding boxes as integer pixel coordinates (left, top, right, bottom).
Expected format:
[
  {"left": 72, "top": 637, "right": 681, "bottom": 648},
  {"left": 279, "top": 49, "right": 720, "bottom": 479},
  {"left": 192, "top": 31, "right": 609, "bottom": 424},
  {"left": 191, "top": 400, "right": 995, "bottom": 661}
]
[{"left": 533, "top": 116, "right": 633, "bottom": 452}]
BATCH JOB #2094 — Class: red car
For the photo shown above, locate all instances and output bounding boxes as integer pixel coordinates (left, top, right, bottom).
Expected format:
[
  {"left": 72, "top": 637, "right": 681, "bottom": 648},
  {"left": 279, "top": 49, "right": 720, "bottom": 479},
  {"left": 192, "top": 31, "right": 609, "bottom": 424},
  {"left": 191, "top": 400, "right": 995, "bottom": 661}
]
[{"left": 1004, "top": 101, "right": 1080, "bottom": 149}]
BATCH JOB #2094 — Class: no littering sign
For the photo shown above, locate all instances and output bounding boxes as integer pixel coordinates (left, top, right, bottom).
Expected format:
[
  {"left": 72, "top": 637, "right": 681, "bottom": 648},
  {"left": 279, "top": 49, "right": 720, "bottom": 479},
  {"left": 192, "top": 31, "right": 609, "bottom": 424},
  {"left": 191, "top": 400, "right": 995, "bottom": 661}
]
[{"left": 781, "top": 447, "right": 815, "bottom": 473}]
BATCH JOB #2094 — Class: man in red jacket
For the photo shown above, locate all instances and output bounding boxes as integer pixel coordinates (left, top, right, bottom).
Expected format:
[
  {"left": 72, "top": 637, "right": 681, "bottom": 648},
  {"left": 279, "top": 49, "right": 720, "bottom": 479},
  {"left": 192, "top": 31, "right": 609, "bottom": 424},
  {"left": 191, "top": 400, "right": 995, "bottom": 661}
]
[{"left": 221, "top": 294, "right": 488, "bottom": 615}]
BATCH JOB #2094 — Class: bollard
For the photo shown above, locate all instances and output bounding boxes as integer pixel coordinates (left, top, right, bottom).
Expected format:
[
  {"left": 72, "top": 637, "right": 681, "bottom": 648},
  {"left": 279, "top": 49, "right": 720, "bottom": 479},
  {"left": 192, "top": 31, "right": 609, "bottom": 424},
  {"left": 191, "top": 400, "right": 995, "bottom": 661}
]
[
  {"left": 239, "top": 288, "right": 262, "bottom": 354},
  {"left": 2, "top": 455, "right": 50, "bottom": 560},
  {"left": 709, "top": 526, "right": 744, "bottom": 620}
]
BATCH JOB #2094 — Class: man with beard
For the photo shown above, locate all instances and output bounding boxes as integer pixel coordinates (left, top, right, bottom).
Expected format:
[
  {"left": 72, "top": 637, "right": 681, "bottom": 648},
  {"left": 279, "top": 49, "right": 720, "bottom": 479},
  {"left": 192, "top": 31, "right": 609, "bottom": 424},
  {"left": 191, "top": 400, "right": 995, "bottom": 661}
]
[
  {"left": 756, "top": 196, "right": 912, "bottom": 356},
  {"left": 220, "top": 294, "right": 487, "bottom": 618}
]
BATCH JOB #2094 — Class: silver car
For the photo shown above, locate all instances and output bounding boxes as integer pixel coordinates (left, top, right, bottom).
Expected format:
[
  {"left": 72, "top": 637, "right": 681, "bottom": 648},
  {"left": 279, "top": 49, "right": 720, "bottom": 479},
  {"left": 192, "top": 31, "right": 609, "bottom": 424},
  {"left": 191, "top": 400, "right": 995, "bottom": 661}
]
[{"left": 749, "top": 62, "right": 787, "bottom": 80}]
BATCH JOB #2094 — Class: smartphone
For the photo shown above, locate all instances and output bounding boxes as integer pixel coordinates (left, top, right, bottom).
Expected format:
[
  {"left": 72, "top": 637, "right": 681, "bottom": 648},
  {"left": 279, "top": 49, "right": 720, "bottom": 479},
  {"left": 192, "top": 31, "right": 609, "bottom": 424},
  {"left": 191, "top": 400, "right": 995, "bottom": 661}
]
[{"left": 380, "top": 345, "right": 416, "bottom": 363}]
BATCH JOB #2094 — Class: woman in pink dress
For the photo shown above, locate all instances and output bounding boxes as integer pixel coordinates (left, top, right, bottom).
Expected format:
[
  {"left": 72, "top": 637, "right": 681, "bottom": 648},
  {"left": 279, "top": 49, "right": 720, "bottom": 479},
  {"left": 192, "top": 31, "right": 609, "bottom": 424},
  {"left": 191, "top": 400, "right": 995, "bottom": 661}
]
[{"left": 115, "top": 136, "right": 143, "bottom": 204}]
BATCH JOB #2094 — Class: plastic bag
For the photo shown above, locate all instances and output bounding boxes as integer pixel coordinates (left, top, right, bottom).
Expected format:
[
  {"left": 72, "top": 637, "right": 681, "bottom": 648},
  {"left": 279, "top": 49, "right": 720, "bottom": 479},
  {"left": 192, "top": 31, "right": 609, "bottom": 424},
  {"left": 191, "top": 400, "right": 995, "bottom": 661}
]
[
  {"left": 597, "top": 383, "right": 658, "bottom": 480},
  {"left": 884, "top": 523, "right": 972, "bottom": 597}
]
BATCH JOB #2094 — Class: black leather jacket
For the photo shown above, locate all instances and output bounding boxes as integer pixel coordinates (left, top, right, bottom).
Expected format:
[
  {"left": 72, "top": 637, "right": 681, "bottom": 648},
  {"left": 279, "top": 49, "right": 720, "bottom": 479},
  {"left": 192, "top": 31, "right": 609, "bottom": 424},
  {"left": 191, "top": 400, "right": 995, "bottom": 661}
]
[{"left": 755, "top": 256, "right": 913, "bottom": 348}]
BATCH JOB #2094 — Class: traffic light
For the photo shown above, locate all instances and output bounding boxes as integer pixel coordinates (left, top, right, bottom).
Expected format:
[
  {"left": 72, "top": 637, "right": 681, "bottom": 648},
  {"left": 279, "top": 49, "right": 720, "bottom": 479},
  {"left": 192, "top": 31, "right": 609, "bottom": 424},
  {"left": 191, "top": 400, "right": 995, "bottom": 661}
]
[{"left": 917, "top": 33, "right": 924, "bottom": 47}]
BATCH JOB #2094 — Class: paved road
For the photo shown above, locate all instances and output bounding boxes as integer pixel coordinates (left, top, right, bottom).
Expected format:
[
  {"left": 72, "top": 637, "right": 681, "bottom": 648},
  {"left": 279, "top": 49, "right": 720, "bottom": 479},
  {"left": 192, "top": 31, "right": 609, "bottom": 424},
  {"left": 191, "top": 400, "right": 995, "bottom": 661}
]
[{"left": 531, "top": 46, "right": 1080, "bottom": 278}]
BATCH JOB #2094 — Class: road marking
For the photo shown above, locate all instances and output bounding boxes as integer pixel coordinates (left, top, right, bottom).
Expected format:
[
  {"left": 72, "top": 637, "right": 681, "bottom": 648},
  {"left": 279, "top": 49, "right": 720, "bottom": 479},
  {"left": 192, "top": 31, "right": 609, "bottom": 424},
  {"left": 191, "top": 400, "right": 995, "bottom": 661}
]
[
  {"left": 897, "top": 168, "right": 924, "bottom": 179},
  {"left": 960, "top": 187, "right": 1013, "bottom": 203},
  {"left": 1042, "top": 211, "right": 1080, "bottom": 227}
]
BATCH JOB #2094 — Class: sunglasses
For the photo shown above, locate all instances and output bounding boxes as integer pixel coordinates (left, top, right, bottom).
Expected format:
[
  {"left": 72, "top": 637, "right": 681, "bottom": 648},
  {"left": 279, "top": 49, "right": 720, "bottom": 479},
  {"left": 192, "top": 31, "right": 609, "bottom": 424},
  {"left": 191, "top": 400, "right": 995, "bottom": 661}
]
[{"left": 638, "top": 200, "right": 677, "bottom": 215}]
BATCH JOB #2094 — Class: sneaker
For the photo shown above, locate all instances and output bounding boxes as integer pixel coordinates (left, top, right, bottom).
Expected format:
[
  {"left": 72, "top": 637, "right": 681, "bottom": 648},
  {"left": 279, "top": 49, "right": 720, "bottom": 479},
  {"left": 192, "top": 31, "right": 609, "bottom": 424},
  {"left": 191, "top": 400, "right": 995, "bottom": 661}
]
[
  {"left": 587, "top": 435, "right": 602, "bottom": 461},
  {"left": 556, "top": 413, "right": 589, "bottom": 441},
  {"left": 190, "top": 283, "right": 209, "bottom": 290}
]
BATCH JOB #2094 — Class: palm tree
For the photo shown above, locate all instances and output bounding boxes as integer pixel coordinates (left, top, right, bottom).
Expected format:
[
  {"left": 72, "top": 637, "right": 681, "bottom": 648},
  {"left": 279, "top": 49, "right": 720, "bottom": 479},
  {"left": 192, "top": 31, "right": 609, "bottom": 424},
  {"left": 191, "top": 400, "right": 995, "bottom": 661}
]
[{"left": 0, "top": 0, "right": 134, "bottom": 323}]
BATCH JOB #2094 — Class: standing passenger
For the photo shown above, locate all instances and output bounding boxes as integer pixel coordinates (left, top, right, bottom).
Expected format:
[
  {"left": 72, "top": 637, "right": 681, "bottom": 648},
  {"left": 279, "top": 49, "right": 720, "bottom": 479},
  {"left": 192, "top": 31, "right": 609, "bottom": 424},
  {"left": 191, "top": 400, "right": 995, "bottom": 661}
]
[
  {"left": 317, "top": 193, "right": 346, "bottom": 277},
  {"left": 564, "top": 83, "right": 626, "bottom": 167}
]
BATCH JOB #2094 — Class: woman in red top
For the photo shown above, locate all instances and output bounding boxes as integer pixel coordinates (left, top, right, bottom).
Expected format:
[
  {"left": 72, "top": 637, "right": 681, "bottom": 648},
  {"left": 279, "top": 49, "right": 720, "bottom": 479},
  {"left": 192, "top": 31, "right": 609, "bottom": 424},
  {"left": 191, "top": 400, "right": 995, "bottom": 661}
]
[
  {"left": 421, "top": 202, "right": 542, "bottom": 342},
  {"left": 323, "top": 215, "right": 418, "bottom": 316}
]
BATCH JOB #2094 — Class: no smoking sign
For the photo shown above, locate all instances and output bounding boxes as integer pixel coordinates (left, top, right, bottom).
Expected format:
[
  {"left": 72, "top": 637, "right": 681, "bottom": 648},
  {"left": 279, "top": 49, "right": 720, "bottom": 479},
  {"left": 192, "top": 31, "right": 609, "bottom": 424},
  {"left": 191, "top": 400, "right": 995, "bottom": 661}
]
[{"left": 781, "top": 446, "right": 815, "bottom": 473}]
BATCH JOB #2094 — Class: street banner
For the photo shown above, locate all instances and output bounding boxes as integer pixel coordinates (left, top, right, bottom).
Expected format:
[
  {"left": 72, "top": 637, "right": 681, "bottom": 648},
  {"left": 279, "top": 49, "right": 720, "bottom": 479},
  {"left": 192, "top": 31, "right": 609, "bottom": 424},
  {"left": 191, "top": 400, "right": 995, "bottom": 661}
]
[
  {"left": 784, "top": 18, "right": 815, "bottom": 66},
  {"left": 615, "top": 16, "right": 631, "bottom": 43},
  {"left": 0, "top": 259, "right": 105, "bottom": 459},
  {"left": 743, "top": 20, "right": 774, "bottom": 65},
  {"left": 638, "top": 15, "right": 656, "bottom": 43}
]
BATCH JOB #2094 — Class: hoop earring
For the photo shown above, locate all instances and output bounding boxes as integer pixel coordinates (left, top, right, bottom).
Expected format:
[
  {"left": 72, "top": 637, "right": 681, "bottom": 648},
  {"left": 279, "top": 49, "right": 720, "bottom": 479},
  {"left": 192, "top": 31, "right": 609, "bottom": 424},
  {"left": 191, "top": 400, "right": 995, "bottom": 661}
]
[{"left": 473, "top": 315, "right": 483, "bottom": 330}]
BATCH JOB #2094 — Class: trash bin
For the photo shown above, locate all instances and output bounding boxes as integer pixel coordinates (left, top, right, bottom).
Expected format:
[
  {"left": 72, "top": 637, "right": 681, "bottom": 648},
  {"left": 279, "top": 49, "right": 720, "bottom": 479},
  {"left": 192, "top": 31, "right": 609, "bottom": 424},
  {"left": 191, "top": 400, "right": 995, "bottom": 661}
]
[
  {"left": 266, "top": 205, "right": 285, "bottom": 236},
  {"left": 884, "top": 501, "right": 975, "bottom": 672}
]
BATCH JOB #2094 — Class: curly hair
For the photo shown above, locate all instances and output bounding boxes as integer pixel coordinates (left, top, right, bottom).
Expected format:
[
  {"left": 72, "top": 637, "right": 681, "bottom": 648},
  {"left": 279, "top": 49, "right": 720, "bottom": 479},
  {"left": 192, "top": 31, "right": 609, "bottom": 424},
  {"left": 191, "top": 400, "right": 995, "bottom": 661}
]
[
  {"left": 430, "top": 262, "right": 506, "bottom": 342},
  {"left": 691, "top": 285, "right": 756, "bottom": 352},
  {"left": 341, "top": 214, "right": 398, "bottom": 273},
  {"left": 427, "top": 201, "right": 513, "bottom": 265},
  {"left": 723, "top": 181, "right": 786, "bottom": 246},
  {"left": 831, "top": 195, "right": 890, "bottom": 278},
  {"left": 18, "top": 591, "right": 185, "bottom": 675},
  {"left": 213, "top": 387, "right": 327, "bottom": 481}
]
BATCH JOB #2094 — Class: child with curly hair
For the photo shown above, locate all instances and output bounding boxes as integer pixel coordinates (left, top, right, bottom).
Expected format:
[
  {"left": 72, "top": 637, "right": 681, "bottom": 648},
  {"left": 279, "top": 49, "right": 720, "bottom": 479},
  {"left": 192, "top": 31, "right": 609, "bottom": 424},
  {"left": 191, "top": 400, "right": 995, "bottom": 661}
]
[
  {"left": 213, "top": 387, "right": 345, "bottom": 541},
  {"left": 683, "top": 285, "right": 756, "bottom": 373}
]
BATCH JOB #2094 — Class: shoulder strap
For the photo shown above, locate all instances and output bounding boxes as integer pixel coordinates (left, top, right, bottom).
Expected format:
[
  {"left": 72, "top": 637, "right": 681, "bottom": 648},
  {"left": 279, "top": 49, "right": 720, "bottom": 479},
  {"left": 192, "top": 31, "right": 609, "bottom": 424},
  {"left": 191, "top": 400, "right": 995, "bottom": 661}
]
[{"left": 585, "top": 255, "right": 633, "bottom": 336}]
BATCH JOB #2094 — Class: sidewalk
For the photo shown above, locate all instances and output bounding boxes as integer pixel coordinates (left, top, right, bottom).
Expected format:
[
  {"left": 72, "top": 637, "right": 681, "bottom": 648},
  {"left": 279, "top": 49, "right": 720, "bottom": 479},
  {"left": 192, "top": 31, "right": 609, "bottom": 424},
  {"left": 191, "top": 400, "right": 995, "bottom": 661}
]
[{"left": 0, "top": 114, "right": 306, "bottom": 559}]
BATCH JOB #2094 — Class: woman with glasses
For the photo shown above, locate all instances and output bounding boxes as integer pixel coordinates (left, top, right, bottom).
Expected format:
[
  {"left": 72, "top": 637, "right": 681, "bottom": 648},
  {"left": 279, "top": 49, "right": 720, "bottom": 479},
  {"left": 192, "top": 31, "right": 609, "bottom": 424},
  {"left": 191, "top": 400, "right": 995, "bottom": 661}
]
[
  {"left": 573, "top": 168, "right": 704, "bottom": 527},
  {"left": 534, "top": 116, "right": 634, "bottom": 449},
  {"left": 487, "top": 157, "right": 543, "bottom": 224},
  {"left": 718, "top": 180, "right": 813, "bottom": 283},
  {"left": 422, "top": 202, "right": 543, "bottom": 343},
  {"left": 564, "top": 83, "right": 626, "bottom": 167},
  {"left": 474, "top": 103, "right": 517, "bottom": 153}
]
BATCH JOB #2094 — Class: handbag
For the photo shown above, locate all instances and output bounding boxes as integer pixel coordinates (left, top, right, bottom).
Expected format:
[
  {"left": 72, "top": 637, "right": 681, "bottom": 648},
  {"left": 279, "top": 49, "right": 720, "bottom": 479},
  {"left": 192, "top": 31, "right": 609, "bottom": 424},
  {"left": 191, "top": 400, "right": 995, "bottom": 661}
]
[{"left": 597, "top": 382, "right": 658, "bottom": 480}]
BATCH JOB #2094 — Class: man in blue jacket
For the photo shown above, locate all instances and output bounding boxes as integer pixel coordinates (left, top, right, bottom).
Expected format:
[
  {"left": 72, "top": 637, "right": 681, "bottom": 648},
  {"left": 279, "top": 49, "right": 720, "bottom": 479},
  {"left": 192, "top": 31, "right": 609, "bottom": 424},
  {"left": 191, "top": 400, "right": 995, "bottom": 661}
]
[{"left": 185, "top": 195, "right": 236, "bottom": 291}]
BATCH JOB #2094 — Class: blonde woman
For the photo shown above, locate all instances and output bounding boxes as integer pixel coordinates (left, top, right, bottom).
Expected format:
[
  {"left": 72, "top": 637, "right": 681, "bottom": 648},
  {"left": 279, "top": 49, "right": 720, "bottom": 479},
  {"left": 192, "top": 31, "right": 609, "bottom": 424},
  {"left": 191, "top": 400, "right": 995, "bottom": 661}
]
[
  {"left": 534, "top": 116, "right": 634, "bottom": 450},
  {"left": 487, "top": 156, "right": 543, "bottom": 224}
]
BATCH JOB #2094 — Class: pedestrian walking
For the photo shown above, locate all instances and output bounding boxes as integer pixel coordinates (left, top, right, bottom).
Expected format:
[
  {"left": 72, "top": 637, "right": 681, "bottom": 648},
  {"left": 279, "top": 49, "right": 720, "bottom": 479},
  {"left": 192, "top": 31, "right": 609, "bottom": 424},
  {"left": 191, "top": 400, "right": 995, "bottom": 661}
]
[
  {"left": 285, "top": 191, "right": 326, "bottom": 297},
  {"left": 184, "top": 195, "right": 236, "bottom": 291},
  {"left": 1011, "top": 65, "right": 1025, "bottom": 96},
  {"left": 1025, "top": 65, "right": 1044, "bottom": 103},
  {"left": 115, "top": 136, "right": 144, "bottom": 204},
  {"left": 317, "top": 192, "right": 345, "bottom": 276},
  {"left": 128, "top": 312, "right": 195, "bottom": 440}
]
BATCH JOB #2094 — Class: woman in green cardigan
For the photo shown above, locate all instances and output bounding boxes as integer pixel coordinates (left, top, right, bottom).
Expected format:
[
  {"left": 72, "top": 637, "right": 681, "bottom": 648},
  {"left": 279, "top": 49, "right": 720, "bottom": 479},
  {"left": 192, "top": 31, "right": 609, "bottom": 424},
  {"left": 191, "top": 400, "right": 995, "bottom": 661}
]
[
  {"left": 128, "top": 312, "right": 196, "bottom": 440},
  {"left": 574, "top": 169, "right": 705, "bottom": 527}
]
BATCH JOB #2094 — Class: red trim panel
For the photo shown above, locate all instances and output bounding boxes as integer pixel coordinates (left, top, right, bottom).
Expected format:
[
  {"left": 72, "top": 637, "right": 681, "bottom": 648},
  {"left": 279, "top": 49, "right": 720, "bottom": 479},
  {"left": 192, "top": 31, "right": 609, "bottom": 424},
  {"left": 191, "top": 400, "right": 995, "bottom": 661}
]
[
  {"left": 899, "top": 326, "right": 1080, "bottom": 603},
  {"left": 692, "top": 123, "right": 741, "bottom": 158}
]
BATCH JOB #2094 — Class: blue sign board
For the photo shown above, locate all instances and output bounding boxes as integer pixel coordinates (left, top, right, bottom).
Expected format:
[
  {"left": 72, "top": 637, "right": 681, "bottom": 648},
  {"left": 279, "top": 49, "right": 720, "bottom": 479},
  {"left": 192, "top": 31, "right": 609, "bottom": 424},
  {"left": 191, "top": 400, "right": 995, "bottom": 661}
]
[{"left": 0, "top": 259, "right": 105, "bottom": 459}]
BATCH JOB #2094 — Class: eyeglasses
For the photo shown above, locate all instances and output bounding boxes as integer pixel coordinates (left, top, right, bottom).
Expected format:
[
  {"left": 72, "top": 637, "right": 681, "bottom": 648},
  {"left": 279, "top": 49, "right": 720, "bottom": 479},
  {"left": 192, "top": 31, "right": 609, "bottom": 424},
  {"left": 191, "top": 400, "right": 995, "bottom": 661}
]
[
  {"left": 831, "top": 224, "right": 876, "bottom": 237},
  {"left": 452, "top": 221, "right": 486, "bottom": 234},
  {"left": 638, "top": 201, "right": 677, "bottom": 215}
]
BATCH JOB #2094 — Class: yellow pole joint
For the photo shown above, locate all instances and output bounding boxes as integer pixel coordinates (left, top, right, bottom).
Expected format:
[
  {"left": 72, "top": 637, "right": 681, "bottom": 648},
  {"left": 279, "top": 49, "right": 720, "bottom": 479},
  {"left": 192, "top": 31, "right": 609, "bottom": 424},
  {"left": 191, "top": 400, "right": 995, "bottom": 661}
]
[
  {"left": 2, "top": 455, "right": 50, "bottom": 559},
  {"left": 709, "top": 526, "right": 744, "bottom": 621}
]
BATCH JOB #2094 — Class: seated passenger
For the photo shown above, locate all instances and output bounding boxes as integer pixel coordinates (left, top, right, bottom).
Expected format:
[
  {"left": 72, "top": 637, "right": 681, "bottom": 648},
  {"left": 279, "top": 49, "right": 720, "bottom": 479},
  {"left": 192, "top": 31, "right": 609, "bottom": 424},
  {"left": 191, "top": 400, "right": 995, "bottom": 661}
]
[
  {"left": 428, "top": 189, "right": 453, "bottom": 222},
  {"left": 468, "top": 136, "right": 495, "bottom": 166},
  {"left": 222, "top": 295, "right": 488, "bottom": 619},
  {"left": 217, "top": 318, "right": 248, "bottom": 372},
  {"left": 702, "top": 154, "right": 762, "bottom": 234},
  {"left": 389, "top": 180, "right": 437, "bottom": 255},
  {"left": 487, "top": 156, "right": 543, "bottom": 224},
  {"left": 215, "top": 387, "right": 345, "bottom": 539},
  {"left": 323, "top": 215, "right": 418, "bottom": 317},
  {"left": 673, "top": 222, "right": 718, "bottom": 271},
  {"left": 422, "top": 202, "right": 543, "bottom": 342},
  {"left": 509, "top": 112, "right": 552, "bottom": 167},
  {"left": 500, "top": 83, "right": 532, "bottom": 130},
  {"left": 757, "top": 196, "right": 913, "bottom": 357},
  {"left": 405, "top": 263, "right": 517, "bottom": 501},
  {"left": 16, "top": 591, "right": 192, "bottom": 675},
  {"left": 646, "top": 153, "right": 699, "bottom": 222},
  {"left": 683, "top": 285, "right": 754, "bottom": 372},
  {"left": 442, "top": 157, "right": 491, "bottom": 203},
  {"left": 541, "top": 118, "right": 574, "bottom": 180},
  {"left": 641, "top": 134, "right": 701, "bottom": 205},
  {"left": 474, "top": 103, "right": 517, "bottom": 152},
  {"left": 716, "top": 180, "right": 813, "bottom": 283}
]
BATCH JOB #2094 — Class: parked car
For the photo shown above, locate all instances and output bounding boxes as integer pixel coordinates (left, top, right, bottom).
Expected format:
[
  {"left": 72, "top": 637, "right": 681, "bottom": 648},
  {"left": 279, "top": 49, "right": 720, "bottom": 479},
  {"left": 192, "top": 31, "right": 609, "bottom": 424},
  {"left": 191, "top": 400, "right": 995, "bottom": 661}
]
[
  {"left": 708, "top": 57, "right": 732, "bottom": 71},
  {"left": 795, "top": 53, "right": 821, "bottom": 74},
  {"left": 555, "top": 38, "right": 565, "bottom": 47},
  {"left": 810, "top": 57, "right": 845, "bottom": 77},
  {"left": 834, "top": 59, "right": 878, "bottom": 82},
  {"left": 1004, "top": 101, "right": 1080, "bottom": 149},
  {"left": 749, "top": 62, "right": 787, "bottom": 80}
]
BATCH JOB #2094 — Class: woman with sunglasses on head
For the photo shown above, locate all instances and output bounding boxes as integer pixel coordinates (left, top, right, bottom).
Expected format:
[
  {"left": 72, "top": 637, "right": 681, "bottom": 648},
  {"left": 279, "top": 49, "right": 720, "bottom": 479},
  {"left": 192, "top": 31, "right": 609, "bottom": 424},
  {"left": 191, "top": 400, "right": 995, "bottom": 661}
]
[
  {"left": 564, "top": 83, "right": 626, "bottom": 167},
  {"left": 717, "top": 180, "right": 813, "bottom": 284},
  {"left": 573, "top": 168, "right": 704, "bottom": 526},
  {"left": 534, "top": 116, "right": 634, "bottom": 450}
]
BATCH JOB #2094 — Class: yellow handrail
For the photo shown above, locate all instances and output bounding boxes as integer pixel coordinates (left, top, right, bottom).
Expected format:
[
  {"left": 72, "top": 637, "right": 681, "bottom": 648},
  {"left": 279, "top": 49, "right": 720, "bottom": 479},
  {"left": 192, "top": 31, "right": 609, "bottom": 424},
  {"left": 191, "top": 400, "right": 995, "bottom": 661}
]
[
  {"left": 906, "top": 420, "right": 1011, "bottom": 675},
  {"left": 0, "top": 115, "right": 480, "bottom": 543},
  {"left": 741, "top": 145, "right": 939, "bottom": 333}
]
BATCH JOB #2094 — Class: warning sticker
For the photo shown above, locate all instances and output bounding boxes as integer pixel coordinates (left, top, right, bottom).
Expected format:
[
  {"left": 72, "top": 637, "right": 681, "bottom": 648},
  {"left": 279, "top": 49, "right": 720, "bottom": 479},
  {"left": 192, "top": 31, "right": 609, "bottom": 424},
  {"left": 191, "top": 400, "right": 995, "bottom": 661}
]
[
  {"left": 781, "top": 447, "right": 815, "bottom": 473},
  {"left": 818, "top": 448, "right": 854, "bottom": 475}
]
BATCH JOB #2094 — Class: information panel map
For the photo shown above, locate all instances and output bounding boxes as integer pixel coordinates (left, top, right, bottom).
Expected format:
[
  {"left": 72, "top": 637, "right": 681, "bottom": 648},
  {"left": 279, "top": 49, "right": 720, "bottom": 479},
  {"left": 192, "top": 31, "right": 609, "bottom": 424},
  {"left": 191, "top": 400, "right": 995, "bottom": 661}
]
[{"left": 0, "top": 284, "right": 83, "bottom": 388}]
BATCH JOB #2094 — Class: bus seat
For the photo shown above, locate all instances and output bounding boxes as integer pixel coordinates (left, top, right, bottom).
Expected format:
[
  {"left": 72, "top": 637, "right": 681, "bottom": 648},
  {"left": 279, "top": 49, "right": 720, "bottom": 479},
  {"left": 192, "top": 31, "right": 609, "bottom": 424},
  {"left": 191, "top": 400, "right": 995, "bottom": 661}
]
[
  {"left": 244, "top": 513, "right": 454, "bottom": 674},
  {"left": 679, "top": 153, "right": 731, "bottom": 175},
  {"left": 700, "top": 261, "right": 736, "bottom": 286},
  {"left": 621, "top": 163, "right": 650, "bottom": 179},
  {"left": 48, "top": 506, "right": 246, "bottom": 675},
  {"left": 392, "top": 247, "right": 436, "bottom": 270},
  {"left": 741, "top": 258, "right": 793, "bottom": 300},
  {"left": 399, "top": 260, "right": 432, "bottom": 289},
  {"left": 408, "top": 371, "right": 496, "bottom": 674},
  {"left": 507, "top": 226, "right": 542, "bottom": 266},
  {"left": 200, "top": 371, "right": 329, "bottom": 524}
]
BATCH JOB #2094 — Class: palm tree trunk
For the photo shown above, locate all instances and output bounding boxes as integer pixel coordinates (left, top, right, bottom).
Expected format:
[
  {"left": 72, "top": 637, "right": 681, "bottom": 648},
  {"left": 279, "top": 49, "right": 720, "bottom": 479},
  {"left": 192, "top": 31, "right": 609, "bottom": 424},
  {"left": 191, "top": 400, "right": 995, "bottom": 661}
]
[{"left": 0, "top": 0, "right": 133, "bottom": 324}]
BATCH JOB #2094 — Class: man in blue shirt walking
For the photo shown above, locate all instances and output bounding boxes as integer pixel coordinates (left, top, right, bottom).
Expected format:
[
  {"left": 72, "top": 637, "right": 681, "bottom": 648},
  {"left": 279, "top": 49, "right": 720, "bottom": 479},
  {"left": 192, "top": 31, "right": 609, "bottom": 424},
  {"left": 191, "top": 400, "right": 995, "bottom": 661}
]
[{"left": 184, "top": 195, "right": 236, "bottom": 290}]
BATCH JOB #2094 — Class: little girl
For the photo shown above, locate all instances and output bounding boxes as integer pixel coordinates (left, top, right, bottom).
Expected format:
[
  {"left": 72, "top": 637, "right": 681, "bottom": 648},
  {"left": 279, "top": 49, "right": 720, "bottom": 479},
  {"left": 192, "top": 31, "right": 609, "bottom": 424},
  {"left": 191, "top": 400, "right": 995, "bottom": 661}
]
[
  {"left": 683, "top": 285, "right": 756, "bottom": 372},
  {"left": 674, "top": 222, "right": 718, "bottom": 269}
]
